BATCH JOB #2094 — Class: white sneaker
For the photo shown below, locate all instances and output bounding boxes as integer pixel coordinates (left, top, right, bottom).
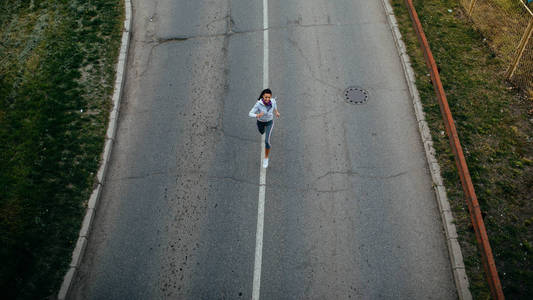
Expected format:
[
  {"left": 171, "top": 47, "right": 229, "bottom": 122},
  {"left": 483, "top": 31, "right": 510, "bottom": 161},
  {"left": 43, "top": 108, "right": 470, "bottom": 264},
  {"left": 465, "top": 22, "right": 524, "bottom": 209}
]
[{"left": 263, "top": 158, "right": 269, "bottom": 168}]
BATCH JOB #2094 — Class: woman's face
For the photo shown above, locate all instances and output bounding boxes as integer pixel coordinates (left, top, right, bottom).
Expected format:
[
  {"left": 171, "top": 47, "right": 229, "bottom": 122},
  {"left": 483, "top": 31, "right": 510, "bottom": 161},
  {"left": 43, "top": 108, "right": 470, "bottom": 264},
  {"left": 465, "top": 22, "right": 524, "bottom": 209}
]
[{"left": 263, "top": 93, "right": 272, "bottom": 103}]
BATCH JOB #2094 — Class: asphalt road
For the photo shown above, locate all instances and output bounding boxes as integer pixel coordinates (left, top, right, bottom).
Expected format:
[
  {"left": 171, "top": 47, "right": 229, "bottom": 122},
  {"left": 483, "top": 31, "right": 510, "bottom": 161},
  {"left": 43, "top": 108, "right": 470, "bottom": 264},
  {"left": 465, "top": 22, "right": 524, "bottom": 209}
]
[{"left": 70, "top": 0, "right": 457, "bottom": 299}]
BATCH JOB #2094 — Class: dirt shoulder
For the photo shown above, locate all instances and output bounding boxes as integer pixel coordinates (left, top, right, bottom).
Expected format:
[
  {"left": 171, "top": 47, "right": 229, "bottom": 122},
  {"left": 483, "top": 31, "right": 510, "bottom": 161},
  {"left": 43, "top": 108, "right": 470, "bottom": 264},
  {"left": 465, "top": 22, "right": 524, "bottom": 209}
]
[{"left": 390, "top": 0, "right": 533, "bottom": 298}]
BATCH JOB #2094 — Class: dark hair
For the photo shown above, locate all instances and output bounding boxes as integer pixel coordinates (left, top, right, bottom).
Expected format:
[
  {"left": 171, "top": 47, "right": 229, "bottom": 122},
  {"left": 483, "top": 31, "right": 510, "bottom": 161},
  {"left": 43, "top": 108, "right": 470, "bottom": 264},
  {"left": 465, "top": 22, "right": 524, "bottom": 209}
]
[{"left": 258, "top": 88, "right": 272, "bottom": 100}]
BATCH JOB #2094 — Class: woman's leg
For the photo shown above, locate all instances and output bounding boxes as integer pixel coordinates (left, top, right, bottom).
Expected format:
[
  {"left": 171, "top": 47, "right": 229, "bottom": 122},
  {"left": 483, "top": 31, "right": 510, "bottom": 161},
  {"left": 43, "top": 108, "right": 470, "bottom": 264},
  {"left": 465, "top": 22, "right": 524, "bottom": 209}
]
[
  {"left": 256, "top": 120, "right": 266, "bottom": 134},
  {"left": 264, "top": 121, "right": 274, "bottom": 158}
]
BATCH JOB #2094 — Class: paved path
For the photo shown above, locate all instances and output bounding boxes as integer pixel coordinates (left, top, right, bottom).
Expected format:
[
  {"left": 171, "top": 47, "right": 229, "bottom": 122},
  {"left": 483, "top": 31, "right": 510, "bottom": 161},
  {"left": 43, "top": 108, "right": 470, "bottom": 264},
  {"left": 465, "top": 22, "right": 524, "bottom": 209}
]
[{"left": 70, "top": 0, "right": 457, "bottom": 299}]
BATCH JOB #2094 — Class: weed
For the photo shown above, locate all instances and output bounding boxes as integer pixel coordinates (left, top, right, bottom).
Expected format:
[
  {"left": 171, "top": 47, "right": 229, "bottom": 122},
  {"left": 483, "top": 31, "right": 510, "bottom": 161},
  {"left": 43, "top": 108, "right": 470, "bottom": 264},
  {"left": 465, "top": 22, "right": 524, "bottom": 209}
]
[{"left": 0, "top": 0, "right": 124, "bottom": 298}]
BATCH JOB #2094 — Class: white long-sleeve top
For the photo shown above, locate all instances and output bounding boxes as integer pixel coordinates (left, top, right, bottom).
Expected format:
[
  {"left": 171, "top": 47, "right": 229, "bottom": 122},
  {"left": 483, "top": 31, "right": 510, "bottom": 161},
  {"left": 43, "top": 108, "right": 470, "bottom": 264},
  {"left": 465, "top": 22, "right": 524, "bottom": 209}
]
[{"left": 248, "top": 98, "right": 277, "bottom": 122}]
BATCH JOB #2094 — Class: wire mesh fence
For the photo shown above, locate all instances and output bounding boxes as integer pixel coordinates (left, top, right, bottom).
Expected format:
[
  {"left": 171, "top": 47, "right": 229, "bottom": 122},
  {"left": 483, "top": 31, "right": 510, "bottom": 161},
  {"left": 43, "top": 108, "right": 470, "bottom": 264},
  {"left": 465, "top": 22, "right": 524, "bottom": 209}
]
[{"left": 460, "top": 0, "right": 533, "bottom": 94}]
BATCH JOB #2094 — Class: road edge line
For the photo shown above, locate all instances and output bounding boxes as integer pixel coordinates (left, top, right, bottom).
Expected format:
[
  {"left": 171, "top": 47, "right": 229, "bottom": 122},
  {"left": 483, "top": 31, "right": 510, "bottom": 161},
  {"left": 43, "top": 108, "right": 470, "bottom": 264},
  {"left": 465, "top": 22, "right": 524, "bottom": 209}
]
[
  {"left": 57, "top": 1, "right": 133, "bottom": 299},
  {"left": 379, "top": 0, "right": 472, "bottom": 299}
]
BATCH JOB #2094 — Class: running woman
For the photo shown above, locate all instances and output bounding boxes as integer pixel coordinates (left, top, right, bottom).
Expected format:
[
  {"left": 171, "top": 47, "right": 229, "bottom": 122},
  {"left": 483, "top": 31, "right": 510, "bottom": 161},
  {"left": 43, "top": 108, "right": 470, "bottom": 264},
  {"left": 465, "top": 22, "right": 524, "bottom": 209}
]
[{"left": 249, "top": 88, "right": 280, "bottom": 168}]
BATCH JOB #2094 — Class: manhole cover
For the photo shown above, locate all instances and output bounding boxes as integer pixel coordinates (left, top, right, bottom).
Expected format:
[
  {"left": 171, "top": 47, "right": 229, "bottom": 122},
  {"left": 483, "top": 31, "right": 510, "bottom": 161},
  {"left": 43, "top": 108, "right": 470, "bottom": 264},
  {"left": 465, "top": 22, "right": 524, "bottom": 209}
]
[{"left": 344, "top": 87, "right": 368, "bottom": 104}]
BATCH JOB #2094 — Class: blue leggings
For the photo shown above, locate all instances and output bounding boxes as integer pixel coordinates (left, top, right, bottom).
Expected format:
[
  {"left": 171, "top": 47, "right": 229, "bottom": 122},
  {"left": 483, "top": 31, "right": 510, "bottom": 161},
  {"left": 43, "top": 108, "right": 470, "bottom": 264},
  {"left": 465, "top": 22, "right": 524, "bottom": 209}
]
[{"left": 257, "top": 120, "right": 274, "bottom": 149}]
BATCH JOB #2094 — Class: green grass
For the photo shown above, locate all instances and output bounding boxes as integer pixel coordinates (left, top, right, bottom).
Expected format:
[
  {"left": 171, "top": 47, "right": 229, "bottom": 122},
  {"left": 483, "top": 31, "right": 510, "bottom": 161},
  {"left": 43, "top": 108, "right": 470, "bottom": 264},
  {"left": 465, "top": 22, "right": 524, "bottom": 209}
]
[
  {"left": 390, "top": 0, "right": 533, "bottom": 298},
  {"left": 0, "top": 0, "right": 123, "bottom": 298}
]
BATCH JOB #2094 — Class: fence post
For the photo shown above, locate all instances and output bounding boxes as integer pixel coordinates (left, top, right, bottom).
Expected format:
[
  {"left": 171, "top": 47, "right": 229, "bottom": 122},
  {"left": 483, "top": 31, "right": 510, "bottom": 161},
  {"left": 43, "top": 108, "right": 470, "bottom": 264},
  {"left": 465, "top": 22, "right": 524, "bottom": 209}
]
[
  {"left": 468, "top": 0, "right": 478, "bottom": 16},
  {"left": 506, "top": 17, "right": 533, "bottom": 80}
]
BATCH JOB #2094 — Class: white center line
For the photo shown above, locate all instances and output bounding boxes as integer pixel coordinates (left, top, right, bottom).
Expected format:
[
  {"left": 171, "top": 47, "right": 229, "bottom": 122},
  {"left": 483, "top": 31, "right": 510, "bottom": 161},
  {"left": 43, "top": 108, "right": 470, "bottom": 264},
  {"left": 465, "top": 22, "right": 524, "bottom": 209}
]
[
  {"left": 252, "top": 1, "right": 269, "bottom": 299},
  {"left": 262, "top": 0, "right": 269, "bottom": 90}
]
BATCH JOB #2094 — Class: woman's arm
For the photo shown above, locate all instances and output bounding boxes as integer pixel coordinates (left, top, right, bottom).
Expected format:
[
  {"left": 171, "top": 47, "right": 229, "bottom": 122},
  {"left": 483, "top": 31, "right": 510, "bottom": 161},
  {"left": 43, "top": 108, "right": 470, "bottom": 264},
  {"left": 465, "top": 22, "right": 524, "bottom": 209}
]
[
  {"left": 249, "top": 102, "right": 264, "bottom": 118},
  {"left": 272, "top": 98, "right": 280, "bottom": 118},
  {"left": 270, "top": 98, "right": 279, "bottom": 119},
  {"left": 249, "top": 103, "right": 258, "bottom": 118}
]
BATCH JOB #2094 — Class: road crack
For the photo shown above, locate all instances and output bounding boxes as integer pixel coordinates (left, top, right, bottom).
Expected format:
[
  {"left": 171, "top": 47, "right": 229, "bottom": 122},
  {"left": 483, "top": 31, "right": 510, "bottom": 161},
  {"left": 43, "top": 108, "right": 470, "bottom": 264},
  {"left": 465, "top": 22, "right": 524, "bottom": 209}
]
[{"left": 315, "top": 169, "right": 409, "bottom": 182}]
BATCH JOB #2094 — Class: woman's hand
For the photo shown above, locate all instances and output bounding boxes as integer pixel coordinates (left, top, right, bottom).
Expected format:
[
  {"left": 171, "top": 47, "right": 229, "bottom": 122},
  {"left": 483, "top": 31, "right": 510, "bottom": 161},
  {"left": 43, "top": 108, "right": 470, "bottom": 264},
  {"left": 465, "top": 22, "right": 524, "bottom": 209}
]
[
  {"left": 275, "top": 110, "right": 280, "bottom": 118},
  {"left": 257, "top": 112, "right": 265, "bottom": 118}
]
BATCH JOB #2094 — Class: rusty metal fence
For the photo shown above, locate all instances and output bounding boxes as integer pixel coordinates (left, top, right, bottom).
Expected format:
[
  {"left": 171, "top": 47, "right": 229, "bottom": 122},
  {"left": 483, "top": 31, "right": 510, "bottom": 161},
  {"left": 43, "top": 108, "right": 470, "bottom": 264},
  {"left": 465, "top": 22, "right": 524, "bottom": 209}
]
[{"left": 460, "top": 0, "right": 533, "bottom": 94}]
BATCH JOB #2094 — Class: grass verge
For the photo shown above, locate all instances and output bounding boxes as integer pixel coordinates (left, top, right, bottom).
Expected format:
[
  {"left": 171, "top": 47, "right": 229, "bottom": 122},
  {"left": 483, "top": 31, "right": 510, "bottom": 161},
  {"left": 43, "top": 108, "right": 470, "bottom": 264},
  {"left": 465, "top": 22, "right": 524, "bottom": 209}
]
[
  {"left": 390, "top": 0, "right": 533, "bottom": 298},
  {"left": 0, "top": 0, "right": 123, "bottom": 298}
]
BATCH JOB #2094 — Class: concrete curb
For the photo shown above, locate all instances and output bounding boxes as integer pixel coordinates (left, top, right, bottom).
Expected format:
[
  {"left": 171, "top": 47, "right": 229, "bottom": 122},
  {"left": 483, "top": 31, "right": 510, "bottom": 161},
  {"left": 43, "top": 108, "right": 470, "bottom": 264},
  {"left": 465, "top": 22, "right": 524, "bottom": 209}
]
[
  {"left": 57, "top": 1, "right": 132, "bottom": 299},
  {"left": 379, "top": 1, "right": 472, "bottom": 299}
]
